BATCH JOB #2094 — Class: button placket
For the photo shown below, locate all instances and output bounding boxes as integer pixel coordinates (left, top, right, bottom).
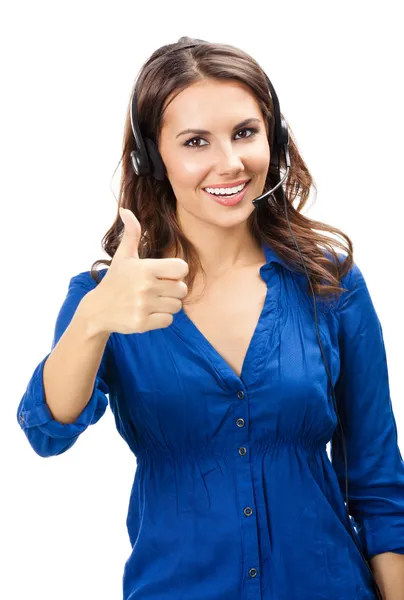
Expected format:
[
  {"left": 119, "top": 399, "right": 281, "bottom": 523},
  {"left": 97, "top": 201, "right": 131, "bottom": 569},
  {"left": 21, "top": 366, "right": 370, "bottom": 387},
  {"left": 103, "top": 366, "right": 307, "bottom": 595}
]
[{"left": 234, "top": 388, "right": 261, "bottom": 596}]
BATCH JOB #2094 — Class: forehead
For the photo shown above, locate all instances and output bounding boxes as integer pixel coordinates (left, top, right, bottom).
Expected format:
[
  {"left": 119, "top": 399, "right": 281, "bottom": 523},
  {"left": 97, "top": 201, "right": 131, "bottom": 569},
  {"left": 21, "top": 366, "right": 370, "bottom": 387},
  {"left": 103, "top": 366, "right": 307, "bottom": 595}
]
[{"left": 161, "top": 79, "right": 262, "bottom": 131}]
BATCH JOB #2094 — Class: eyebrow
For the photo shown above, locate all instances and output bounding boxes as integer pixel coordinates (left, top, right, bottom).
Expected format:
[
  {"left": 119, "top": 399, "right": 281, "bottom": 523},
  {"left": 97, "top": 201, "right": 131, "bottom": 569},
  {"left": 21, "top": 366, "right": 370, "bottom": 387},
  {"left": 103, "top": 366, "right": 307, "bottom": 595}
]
[{"left": 175, "top": 117, "right": 261, "bottom": 139}]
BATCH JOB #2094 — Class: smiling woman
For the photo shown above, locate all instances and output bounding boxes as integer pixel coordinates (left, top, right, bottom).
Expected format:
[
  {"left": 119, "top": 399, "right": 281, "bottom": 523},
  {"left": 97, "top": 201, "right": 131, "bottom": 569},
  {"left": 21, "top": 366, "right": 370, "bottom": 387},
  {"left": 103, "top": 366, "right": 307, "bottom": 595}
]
[
  {"left": 17, "top": 35, "right": 402, "bottom": 600},
  {"left": 153, "top": 76, "right": 273, "bottom": 266},
  {"left": 89, "top": 36, "right": 355, "bottom": 303}
]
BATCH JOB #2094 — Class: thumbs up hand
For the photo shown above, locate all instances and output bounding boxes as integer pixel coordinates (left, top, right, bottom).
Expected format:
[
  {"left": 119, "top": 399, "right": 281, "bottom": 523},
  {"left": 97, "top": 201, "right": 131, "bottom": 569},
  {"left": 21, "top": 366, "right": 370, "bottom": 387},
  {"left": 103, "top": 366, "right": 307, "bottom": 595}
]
[{"left": 87, "top": 208, "right": 189, "bottom": 335}]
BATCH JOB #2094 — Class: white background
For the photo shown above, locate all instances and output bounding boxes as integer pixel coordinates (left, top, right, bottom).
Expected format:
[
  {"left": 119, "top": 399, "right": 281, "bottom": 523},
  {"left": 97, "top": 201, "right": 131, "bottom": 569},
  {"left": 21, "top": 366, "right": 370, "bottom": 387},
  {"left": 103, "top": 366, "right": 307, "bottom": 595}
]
[{"left": 2, "top": 1, "right": 403, "bottom": 598}]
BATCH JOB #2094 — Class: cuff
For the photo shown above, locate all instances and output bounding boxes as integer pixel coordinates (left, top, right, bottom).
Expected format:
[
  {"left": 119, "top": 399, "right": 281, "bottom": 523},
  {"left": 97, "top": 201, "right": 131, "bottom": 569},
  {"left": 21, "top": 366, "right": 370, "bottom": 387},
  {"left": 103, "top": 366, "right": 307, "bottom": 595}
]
[
  {"left": 357, "top": 516, "right": 404, "bottom": 558},
  {"left": 17, "top": 352, "right": 109, "bottom": 440}
]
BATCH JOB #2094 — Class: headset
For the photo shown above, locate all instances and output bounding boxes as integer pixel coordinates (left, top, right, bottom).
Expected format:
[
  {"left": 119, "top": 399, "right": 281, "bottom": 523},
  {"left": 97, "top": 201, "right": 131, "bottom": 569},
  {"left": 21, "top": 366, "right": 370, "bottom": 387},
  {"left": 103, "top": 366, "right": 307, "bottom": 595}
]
[{"left": 128, "top": 41, "right": 383, "bottom": 600}]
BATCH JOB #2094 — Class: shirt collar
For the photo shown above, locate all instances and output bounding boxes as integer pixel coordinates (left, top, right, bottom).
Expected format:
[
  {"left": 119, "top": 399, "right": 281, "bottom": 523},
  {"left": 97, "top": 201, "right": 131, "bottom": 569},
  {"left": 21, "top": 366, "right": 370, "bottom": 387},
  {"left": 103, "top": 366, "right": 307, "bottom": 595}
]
[{"left": 261, "top": 241, "right": 293, "bottom": 272}]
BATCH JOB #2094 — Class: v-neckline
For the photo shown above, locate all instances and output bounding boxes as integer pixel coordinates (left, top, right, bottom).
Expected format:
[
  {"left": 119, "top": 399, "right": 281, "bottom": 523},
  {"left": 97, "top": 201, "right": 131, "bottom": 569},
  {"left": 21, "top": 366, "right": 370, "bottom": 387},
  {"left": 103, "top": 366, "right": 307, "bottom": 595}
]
[
  {"left": 170, "top": 244, "right": 281, "bottom": 383},
  {"left": 175, "top": 285, "right": 271, "bottom": 382}
]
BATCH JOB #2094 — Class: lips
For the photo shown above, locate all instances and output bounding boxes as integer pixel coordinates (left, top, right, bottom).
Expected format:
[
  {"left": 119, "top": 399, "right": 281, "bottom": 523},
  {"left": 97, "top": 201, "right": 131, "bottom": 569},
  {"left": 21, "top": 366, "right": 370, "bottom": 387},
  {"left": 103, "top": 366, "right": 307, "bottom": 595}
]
[
  {"left": 203, "top": 178, "right": 251, "bottom": 190},
  {"left": 203, "top": 179, "right": 251, "bottom": 193},
  {"left": 203, "top": 179, "right": 250, "bottom": 206}
]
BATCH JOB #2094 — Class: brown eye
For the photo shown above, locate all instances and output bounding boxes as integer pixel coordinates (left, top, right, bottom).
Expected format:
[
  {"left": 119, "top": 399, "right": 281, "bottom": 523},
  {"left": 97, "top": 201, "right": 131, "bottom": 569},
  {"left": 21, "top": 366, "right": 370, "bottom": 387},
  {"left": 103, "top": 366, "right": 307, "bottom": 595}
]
[{"left": 183, "top": 127, "right": 259, "bottom": 148}]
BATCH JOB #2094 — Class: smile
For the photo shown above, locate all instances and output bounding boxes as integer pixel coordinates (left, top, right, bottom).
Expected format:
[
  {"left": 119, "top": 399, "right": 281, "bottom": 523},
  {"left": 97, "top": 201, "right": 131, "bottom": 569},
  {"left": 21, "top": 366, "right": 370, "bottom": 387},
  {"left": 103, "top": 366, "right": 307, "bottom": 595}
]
[
  {"left": 203, "top": 180, "right": 249, "bottom": 196},
  {"left": 203, "top": 180, "right": 251, "bottom": 207}
]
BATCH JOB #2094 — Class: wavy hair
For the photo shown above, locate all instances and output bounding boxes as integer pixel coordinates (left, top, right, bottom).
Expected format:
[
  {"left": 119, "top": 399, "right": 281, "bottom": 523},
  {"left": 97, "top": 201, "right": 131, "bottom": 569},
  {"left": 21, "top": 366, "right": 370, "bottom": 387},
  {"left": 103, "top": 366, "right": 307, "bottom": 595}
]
[{"left": 90, "top": 36, "right": 353, "bottom": 306}]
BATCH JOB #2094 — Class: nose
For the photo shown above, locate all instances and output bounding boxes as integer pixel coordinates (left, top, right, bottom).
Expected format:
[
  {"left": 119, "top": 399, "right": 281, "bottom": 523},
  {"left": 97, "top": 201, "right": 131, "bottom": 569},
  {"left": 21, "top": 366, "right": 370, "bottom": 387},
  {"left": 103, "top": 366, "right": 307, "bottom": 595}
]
[{"left": 213, "top": 141, "right": 245, "bottom": 174}]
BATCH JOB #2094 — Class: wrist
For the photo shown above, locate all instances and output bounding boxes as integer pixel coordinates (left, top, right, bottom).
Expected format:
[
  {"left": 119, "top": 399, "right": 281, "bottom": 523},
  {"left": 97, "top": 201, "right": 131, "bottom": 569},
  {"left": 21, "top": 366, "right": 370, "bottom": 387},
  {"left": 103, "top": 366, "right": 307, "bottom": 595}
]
[{"left": 77, "top": 290, "right": 111, "bottom": 341}]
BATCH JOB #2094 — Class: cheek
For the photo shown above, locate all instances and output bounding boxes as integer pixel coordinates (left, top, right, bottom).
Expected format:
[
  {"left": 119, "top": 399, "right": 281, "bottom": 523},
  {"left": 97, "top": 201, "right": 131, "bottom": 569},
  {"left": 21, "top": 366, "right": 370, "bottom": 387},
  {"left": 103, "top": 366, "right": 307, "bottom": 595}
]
[
  {"left": 176, "top": 157, "right": 207, "bottom": 182},
  {"left": 168, "top": 161, "right": 208, "bottom": 196},
  {"left": 248, "top": 141, "right": 271, "bottom": 172},
  {"left": 159, "top": 141, "right": 206, "bottom": 186}
]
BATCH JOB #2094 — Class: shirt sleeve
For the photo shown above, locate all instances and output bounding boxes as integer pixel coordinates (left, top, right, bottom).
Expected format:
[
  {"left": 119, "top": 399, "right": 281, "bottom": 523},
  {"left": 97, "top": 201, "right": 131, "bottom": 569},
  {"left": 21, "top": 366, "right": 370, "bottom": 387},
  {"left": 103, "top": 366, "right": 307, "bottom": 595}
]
[
  {"left": 16, "top": 270, "right": 112, "bottom": 458},
  {"left": 331, "top": 260, "right": 404, "bottom": 559}
]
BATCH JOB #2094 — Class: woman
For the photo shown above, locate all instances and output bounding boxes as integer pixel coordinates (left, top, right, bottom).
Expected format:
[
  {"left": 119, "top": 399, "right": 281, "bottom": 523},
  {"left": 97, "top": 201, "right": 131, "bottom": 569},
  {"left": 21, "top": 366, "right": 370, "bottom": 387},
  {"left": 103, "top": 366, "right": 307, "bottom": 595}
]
[{"left": 17, "top": 36, "right": 404, "bottom": 599}]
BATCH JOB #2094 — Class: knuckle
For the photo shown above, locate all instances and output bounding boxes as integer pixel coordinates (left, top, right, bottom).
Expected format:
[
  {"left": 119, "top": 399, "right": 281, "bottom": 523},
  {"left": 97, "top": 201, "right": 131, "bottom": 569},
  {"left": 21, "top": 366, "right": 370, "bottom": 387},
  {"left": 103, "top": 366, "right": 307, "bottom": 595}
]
[
  {"left": 135, "top": 296, "right": 145, "bottom": 311},
  {"left": 137, "top": 283, "right": 149, "bottom": 296},
  {"left": 164, "top": 314, "right": 174, "bottom": 327},
  {"left": 132, "top": 311, "right": 144, "bottom": 331}
]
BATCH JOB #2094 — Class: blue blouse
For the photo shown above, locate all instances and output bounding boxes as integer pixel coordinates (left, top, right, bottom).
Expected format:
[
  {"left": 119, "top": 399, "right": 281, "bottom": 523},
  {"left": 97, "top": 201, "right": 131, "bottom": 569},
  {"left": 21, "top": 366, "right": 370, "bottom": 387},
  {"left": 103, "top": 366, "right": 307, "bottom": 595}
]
[{"left": 17, "top": 242, "right": 404, "bottom": 600}]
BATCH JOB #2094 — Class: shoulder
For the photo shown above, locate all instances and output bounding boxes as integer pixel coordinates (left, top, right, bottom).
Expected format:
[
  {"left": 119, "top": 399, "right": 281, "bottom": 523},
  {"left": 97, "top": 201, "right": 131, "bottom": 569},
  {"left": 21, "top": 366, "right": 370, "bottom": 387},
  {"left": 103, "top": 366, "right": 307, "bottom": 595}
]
[
  {"left": 334, "top": 254, "right": 365, "bottom": 310},
  {"left": 312, "top": 250, "right": 360, "bottom": 314},
  {"left": 68, "top": 268, "right": 109, "bottom": 292},
  {"left": 333, "top": 255, "right": 377, "bottom": 325}
]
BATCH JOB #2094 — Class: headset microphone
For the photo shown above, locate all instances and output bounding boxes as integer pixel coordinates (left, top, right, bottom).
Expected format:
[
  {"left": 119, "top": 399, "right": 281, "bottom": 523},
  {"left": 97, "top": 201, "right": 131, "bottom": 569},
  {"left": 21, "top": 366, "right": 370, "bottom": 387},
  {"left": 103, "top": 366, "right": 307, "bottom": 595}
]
[{"left": 251, "top": 141, "right": 291, "bottom": 208}]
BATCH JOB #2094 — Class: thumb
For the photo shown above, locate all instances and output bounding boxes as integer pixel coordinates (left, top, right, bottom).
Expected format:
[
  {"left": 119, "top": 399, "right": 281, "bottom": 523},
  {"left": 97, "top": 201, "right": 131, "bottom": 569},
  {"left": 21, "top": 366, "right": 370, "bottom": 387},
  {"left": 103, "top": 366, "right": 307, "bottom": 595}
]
[{"left": 114, "top": 207, "right": 142, "bottom": 260}]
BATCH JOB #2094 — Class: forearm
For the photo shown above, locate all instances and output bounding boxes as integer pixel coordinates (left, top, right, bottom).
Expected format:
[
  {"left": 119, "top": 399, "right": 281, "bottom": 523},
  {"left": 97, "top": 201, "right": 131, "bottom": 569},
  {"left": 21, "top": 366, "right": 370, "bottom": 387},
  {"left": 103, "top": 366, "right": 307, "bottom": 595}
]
[
  {"left": 370, "top": 552, "right": 404, "bottom": 600},
  {"left": 43, "top": 291, "right": 111, "bottom": 425}
]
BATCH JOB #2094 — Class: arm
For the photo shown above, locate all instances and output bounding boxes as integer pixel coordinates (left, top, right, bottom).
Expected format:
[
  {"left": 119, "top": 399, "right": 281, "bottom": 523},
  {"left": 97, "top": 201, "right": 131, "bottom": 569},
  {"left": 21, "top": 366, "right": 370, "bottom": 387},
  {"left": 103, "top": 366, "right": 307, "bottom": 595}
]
[
  {"left": 370, "top": 552, "right": 404, "bottom": 600},
  {"left": 17, "top": 270, "right": 112, "bottom": 457},
  {"left": 42, "top": 291, "right": 110, "bottom": 425},
  {"left": 331, "top": 261, "right": 404, "bottom": 572}
]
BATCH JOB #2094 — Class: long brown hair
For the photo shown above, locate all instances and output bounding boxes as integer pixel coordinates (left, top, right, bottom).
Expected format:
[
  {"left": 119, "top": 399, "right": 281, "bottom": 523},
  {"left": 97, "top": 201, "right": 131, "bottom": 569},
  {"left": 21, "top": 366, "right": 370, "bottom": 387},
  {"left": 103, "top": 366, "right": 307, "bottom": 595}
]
[{"left": 90, "top": 36, "right": 353, "bottom": 305}]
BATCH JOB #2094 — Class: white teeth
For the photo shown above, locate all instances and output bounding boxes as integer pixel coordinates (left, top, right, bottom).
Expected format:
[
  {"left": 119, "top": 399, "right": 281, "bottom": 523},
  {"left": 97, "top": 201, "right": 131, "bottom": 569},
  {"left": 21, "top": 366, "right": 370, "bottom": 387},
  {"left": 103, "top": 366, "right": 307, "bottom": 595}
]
[{"left": 204, "top": 182, "right": 247, "bottom": 196}]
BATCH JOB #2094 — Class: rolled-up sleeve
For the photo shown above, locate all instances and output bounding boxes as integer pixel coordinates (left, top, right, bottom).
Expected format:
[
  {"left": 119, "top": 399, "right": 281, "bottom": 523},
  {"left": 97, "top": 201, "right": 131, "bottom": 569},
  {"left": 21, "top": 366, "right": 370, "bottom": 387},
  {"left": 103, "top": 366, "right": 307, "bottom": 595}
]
[
  {"left": 331, "top": 260, "right": 404, "bottom": 558},
  {"left": 17, "top": 270, "right": 111, "bottom": 458}
]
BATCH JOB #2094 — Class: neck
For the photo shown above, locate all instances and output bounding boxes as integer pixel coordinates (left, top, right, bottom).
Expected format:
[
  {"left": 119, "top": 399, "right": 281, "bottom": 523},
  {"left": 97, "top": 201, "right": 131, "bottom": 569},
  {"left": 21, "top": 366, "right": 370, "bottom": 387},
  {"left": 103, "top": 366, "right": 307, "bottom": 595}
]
[{"left": 163, "top": 241, "right": 265, "bottom": 280}]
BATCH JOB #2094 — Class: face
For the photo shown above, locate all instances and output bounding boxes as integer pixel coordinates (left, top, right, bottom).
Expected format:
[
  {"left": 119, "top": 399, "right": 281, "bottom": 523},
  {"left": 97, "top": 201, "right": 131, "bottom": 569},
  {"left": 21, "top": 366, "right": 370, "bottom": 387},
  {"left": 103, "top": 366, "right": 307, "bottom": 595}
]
[{"left": 157, "top": 78, "right": 271, "bottom": 237}]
